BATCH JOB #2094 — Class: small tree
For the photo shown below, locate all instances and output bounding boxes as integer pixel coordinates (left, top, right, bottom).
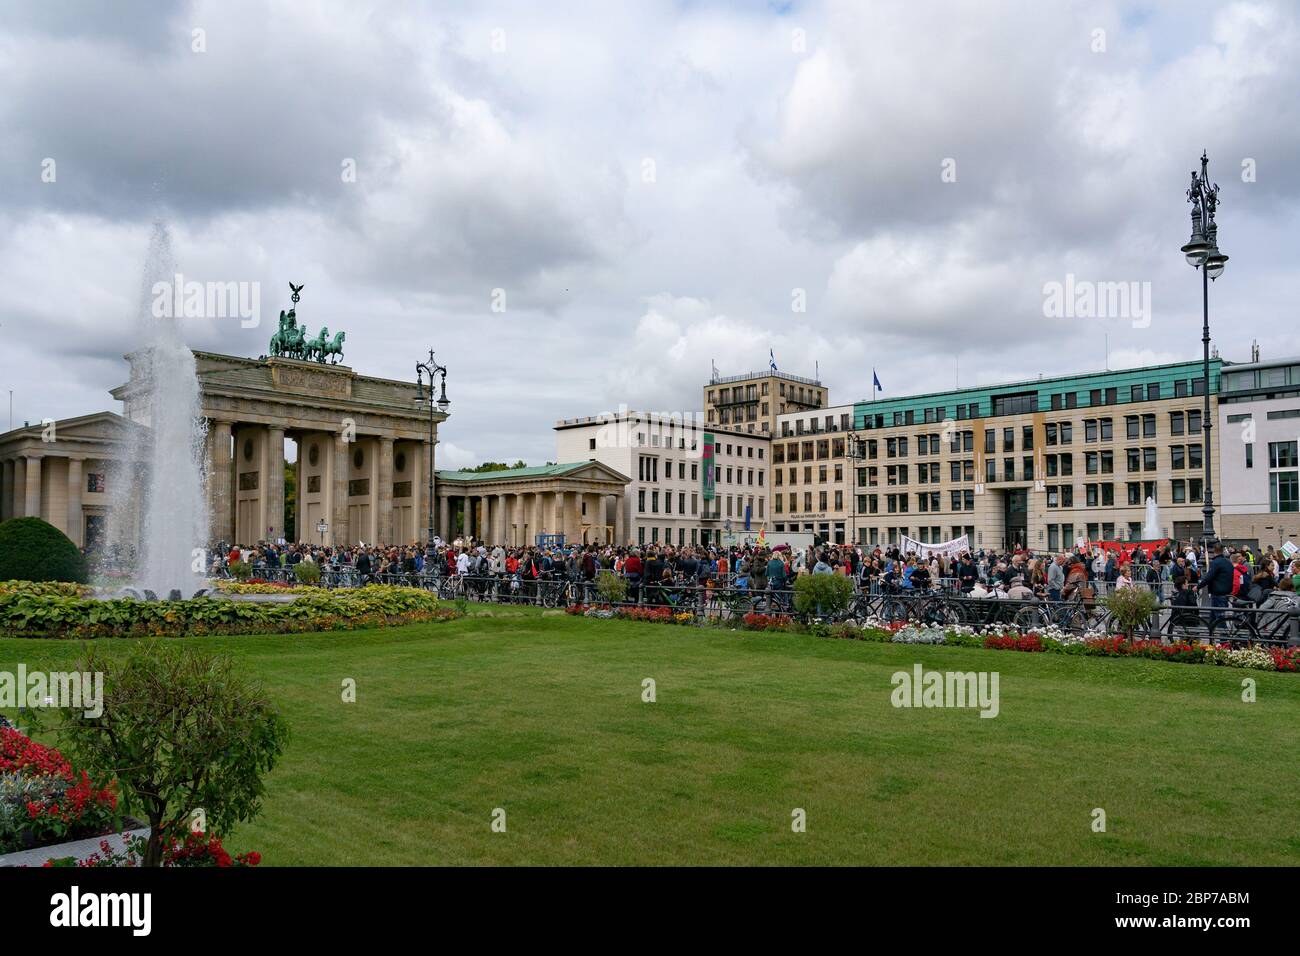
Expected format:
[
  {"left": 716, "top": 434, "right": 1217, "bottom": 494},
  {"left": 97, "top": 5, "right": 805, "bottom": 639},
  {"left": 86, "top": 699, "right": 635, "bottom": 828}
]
[
  {"left": 594, "top": 570, "right": 628, "bottom": 605},
  {"left": 229, "top": 559, "right": 252, "bottom": 581},
  {"left": 293, "top": 560, "right": 321, "bottom": 585},
  {"left": 793, "top": 574, "right": 854, "bottom": 619},
  {"left": 59, "top": 641, "right": 288, "bottom": 867},
  {"left": 1102, "top": 586, "right": 1160, "bottom": 638}
]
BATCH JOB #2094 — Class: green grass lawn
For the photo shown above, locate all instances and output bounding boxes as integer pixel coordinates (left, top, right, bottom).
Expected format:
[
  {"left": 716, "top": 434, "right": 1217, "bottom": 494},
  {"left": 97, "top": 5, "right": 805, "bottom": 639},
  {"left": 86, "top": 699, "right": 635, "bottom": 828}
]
[{"left": 4, "top": 607, "right": 1298, "bottom": 866}]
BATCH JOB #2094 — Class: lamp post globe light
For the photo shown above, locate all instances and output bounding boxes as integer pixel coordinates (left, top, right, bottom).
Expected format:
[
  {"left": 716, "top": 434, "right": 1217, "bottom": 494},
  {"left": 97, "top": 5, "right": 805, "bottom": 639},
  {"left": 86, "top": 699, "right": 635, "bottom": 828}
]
[
  {"left": 1179, "top": 150, "right": 1227, "bottom": 550},
  {"left": 414, "top": 349, "right": 450, "bottom": 565}
]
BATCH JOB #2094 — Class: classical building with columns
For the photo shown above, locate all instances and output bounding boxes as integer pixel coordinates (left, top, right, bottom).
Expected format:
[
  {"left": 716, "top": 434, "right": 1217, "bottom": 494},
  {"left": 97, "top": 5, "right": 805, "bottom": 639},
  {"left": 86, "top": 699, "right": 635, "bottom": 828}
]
[
  {"left": 108, "top": 349, "right": 448, "bottom": 548},
  {"left": 0, "top": 412, "right": 144, "bottom": 548},
  {"left": 435, "top": 462, "right": 631, "bottom": 546}
]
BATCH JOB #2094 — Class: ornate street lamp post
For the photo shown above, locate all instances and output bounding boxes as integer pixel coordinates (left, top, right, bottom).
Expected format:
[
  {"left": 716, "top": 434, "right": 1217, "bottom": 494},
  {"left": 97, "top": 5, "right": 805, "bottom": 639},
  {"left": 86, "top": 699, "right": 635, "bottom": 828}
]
[
  {"left": 316, "top": 518, "right": 328, "bottom": 548},
  {"left": 1179, "top": 151, "right": 1228, "bottom": 549},
  {"left": 414, "top": 350, "right": 450, "bottom": 564}
]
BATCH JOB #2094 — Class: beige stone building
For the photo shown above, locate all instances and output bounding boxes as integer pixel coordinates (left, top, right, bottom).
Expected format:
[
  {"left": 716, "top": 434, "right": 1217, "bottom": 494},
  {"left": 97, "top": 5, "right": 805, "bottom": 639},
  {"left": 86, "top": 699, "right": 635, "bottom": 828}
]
[
  {"left": 847, "top": 360, "right": 1222, "bottom": 551},
  {"left": 109, "top": 350, "right": 447, "bottom": 548},
  {"left": 704, "top": 369, "right": 828, "bottom": 435},
  {"left": 0, "top": 412, "right": 143, "bottom": 548},
  {"left": 434, "top": 462, "right": 630, "bottom": 546},
  {"left": 771, "top": 403, "right": 857, "bottom": 543}
]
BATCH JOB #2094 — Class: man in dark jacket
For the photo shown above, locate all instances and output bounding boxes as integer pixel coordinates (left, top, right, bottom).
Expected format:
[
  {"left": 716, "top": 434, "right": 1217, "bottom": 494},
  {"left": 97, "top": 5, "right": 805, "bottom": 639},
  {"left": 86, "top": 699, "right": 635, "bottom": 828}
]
[{"left": 1198, "top": 545, "right": 1234, "bottom": 627}]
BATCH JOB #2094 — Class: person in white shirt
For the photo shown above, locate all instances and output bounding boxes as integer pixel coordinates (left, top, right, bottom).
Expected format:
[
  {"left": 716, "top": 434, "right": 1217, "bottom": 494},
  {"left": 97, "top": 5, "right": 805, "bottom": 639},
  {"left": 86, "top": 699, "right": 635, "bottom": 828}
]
[
  {"left": 455, "top": 550, "right": 470, "bottom": 576},
  {"left": 970, "top": 580, "right": 992, "bottom": 599}
]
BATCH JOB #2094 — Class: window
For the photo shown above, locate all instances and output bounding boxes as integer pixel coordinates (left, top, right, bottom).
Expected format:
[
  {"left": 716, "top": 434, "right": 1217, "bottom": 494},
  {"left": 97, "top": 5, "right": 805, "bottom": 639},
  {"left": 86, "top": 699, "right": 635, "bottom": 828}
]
[
  {"left": 1174, "top": 379, "right": 1188, "bottom": 398},
  {"left": 1170, "top": 411, "right": 1184, "bottom": 436},
  {"left": 1102, "top": 483, "right": 1114, "bottom": 506},
  {"left": 984, "top": 429, "right": 996, "bottom": 453},
  {"left": 1143, "top": 448, "right": 1156, "bottom": 471},
  {"left": 1126, "top": 416, "right": 1138, "bottom": 440},
  {"left": 1147, "top": 383, "right": 1160, "bottom": 400},
  {"left": 1045, "top": 423, "right": 1057, "bottom": 445},
  {"left": 1188, "top": 444, "right": 1202, "bottom": 469},
  {"left": 1100, "top": 418, "right": 1113, "bottom": 440},
  {"left": 1142, "top": 414, "right": 1156, "bottom": 438},
  {"left": 1003, "top": 428, "right": 1014, "bottom": 452},
  {"left": 1171, "top": 446, "right": 1185, "bottom": 470},
  {"left": 1270, "top": 441, "right": 1298, "bottom": 469},
  {"left": 1127, "top": 482, "right": 1141, "bottom": 506},
  {"left": 1171, "top": 479, "right": 1186, "bottom": 504},
  {"left": 1060, "top": 421, "right": 1073, "bottom": 443},
  {"left": 1271, "top": 472, "right": 1299, "bottom": 512},
  {"left": 1131, "top": 384, "right": 1144, "bottom": 403},
  {"left": 1022, "top": 425, "right": 1034, "bottom": 450},
  {"left": 1085, "top": 419, "right": 1098, "bottom": 442}
]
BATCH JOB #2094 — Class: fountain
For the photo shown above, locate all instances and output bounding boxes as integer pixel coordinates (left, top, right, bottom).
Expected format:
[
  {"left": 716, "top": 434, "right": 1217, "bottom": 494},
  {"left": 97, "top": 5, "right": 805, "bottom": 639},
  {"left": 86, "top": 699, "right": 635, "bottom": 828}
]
[
  {"left": 1142, "top": 496, "right": 1162, "bottom": 540},
  {"left": 109, "top": 221, "right": 210, "bottom": 598}
]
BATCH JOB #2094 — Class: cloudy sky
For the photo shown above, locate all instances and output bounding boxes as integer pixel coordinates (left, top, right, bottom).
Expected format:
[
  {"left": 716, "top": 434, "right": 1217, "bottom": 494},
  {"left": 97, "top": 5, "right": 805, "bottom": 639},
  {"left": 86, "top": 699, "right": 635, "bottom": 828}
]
[{"left": 2, "top": 0, "right": 1298, "bottom": 466}]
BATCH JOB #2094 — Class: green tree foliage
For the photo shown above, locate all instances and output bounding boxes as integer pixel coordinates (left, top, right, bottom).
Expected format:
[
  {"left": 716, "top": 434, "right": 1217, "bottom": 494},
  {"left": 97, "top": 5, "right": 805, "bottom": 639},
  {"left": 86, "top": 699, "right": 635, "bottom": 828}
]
[
  {"left": 793, "top": 573, "right": 854, "bottom": 618},
  {"left": 58, "top": 641, "right": 289, "bottom": 866},
  {"left": 464, "top": 460, "right": 528, "bottom": 473}
]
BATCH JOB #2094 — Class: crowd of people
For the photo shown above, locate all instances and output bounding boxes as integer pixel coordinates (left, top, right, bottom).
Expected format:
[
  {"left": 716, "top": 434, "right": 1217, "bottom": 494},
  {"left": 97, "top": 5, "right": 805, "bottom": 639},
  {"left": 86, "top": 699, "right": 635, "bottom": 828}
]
[{"left": 199, "top": 535, "right": 1300, "bottom": 612}]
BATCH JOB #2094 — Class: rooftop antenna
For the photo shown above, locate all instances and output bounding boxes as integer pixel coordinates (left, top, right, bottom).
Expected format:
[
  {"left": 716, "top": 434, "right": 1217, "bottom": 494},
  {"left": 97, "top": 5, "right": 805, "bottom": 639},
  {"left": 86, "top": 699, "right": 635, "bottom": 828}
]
[{"left": 1251, "top": 339, "right": 1260, "bottom": 362}]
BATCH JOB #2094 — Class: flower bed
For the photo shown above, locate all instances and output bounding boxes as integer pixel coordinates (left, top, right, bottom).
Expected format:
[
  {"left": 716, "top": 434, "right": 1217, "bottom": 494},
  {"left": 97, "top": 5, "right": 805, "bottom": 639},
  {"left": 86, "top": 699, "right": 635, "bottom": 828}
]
[
  {"left": 0, "top": 582, "right": 455, "bottom": 638},
  {"left": 557, "top": 603, "right": 1300, "bottom": 674},
  {"left": 212, "top": 579, "right": 319, "bottom": 595},
  {"left": 44, "top": 829, "right": 260, "bottom": 868},
  {"left": 1, "top": 724, "right": 119, "bottom": 857}
]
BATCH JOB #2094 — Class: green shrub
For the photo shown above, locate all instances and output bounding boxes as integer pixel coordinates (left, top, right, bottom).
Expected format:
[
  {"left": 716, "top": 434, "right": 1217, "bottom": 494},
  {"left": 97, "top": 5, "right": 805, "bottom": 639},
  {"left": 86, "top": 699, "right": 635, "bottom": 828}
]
[
  {"left": 594, "top": 570, "right": 628, "bottom": 605},
  {"left": 293, "top": 561, "right": 321, "bottom": 585},
  {"left": 793, "top": 573, "right": 854, "bottom": 617},
  {"left": 0, "top": 582, "right": 454, "bottom": 638},
  {"left": 0, "top": 517, "right": 87, "bottom": 584},
  {"left": 1102, "top": 586, "right": 1160, "bottom": 637},
  {"left": 58, "top": 641, "right": 289, "bottom": 866},
  {"left": 229, "top": 560, "right": 252, "bottom": 581}
]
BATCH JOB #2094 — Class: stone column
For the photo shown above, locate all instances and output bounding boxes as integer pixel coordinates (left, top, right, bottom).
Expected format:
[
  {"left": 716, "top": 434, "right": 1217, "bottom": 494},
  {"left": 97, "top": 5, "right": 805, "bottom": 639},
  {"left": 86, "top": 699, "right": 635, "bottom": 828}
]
[
  {"left": 613, "top": 494, "right": 625, "bottom": 545},
  {"left": 1, "top": 459, "right": 12, "bottom": 521},
  {"left": 332, "top": 432, "right": 350, "bottom": 546},
  {"left": 24, "top": 456, "right": 41, "bottom": 520},
  {"left": 480, "top": 496, "right": 491, "bottom": 544},
  {"left": 265, "top": 425, "right": 285, "bottom": 542},
  {"left": 208, "top": 421, "right": 234, "bottom": 544},
  {"left": 438, "top": 495, "right": 450, "bottom": 541},
  {"left": 512, "top": 492, "right": 525, "bottom": 545},
  {"left": 564, "top": 490, "right": 581, "bottom": 543},
  {"left": 464, "top": 495, "right": 475, "bottom": 539},
  {"left": 66, "top": 458, "right": 84, "bottom": 547},
  {"left": 11, "top": 458, "right": 26, "bottom": 518},
  {"left": 376, "top": 436, "right": 394, "bottom": 545},
  {"left": 496, "top": 494, "right": 509, "bottom": 545},
  {"left": 596, "top": 494, "right": 608, "bottom": 545}
]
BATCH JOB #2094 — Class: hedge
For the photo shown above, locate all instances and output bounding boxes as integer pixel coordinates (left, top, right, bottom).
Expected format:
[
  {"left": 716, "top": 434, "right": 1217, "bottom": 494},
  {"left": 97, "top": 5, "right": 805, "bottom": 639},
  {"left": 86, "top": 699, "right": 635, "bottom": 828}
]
[
  {"left": 0, "top": 583, "right": 454, "bottom": 638},
  {"left": 0, "top": 518, "right": 87, "bottom": 584}
]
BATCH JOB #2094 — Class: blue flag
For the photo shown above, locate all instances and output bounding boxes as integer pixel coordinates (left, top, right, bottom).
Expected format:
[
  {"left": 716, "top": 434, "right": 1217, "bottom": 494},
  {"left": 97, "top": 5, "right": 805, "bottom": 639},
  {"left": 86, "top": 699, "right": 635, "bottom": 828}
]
[
  {"left": 769, "top": 348, "right": 778, "bottom": 373},
  {"left": 744, "top": 503, "right": 752, "bottom": 532},
  {"left": 872, "top": 369, "right": 883, "bottom": 392}
]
